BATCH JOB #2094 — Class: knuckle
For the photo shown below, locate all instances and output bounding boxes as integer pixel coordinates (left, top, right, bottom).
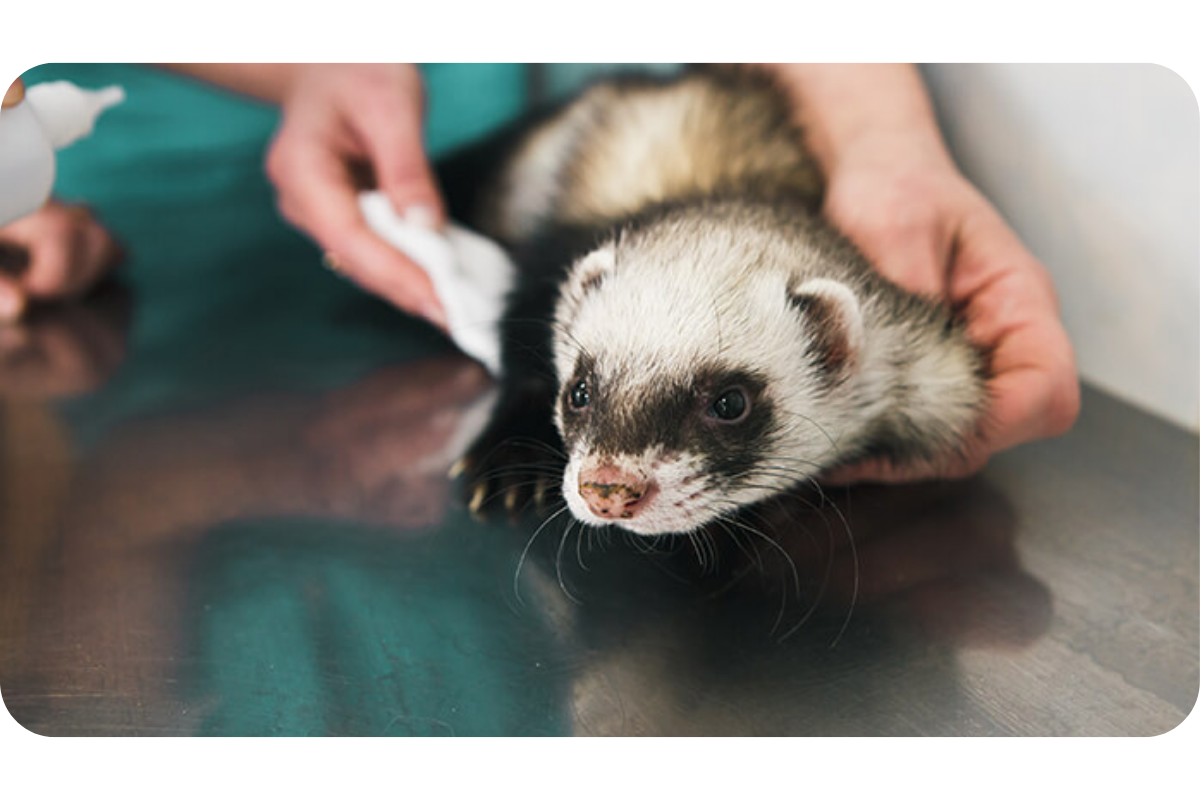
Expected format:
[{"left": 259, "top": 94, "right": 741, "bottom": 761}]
[{"left": 41, "top": 207, "right": 78, "bottom": 236}]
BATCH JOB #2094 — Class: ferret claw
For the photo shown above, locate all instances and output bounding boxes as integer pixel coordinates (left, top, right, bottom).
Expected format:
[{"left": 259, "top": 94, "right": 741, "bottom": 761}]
[
  {"left": 448, "top": 456, "right": 469, "bottom": 480},
  {"left": 468, "top": 482, "right": 488, "bottom": 518}
]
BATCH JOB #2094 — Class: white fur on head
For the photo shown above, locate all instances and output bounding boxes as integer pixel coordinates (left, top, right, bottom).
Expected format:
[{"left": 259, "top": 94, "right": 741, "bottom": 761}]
[
  {"left": 548, "top": 218, "right": 860, "bottom": 535},
  {"left": 558, "top": 243, "right": 617, "bottom": 329}
]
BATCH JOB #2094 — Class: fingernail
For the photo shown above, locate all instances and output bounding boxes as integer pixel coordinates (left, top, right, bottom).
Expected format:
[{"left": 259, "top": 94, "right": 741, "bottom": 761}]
[
  {"left": 403, "top": 204, "right": 439, "bottom": 229},
  {"left": 0, "top": 286, "right": 25, "bottom": 322}
]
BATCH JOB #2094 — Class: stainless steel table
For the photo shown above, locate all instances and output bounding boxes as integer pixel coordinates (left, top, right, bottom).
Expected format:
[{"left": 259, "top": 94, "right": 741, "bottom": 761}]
[{"left": 1, "top": 143, "right": 1195, "bottom": 736}]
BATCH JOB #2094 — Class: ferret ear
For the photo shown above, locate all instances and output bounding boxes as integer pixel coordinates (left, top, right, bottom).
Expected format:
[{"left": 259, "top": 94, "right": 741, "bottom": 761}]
[
  {"left": 787, "top": 277, "right": 864, "bottom": 375},
  {"left": 560, "top": 243, "right": 617, "bottom": 321}
]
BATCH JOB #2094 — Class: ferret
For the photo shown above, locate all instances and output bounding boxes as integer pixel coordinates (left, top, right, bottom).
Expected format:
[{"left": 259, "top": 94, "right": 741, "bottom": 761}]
[{"left": 438, "top": 67, "right": 989, "bottom": 536}]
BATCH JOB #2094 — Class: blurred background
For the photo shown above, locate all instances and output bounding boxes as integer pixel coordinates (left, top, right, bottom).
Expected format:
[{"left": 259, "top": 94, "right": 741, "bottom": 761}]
[{"left": 923, "top": 64, "right": 1198, "bottom": 431}]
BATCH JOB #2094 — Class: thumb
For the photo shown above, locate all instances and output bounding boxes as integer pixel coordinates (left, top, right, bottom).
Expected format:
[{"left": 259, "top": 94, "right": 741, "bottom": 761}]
[{"left": 857, "top": 224, "right": 949, "bottom": 299}]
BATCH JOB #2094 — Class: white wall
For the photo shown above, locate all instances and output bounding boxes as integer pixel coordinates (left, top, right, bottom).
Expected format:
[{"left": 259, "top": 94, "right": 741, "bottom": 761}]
[{"left": 922, "top": 64, "right": 1199, "bottom": 431}]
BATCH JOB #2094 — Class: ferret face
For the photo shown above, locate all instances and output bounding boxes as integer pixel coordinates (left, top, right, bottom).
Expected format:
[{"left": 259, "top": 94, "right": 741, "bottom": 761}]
[{"left": 551, "top": 212, "right": 865, "bottom": 535}]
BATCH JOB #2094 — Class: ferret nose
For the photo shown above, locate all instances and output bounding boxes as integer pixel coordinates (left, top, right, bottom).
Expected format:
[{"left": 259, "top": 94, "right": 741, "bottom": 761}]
[{"left": 578, "top": 465, "right": 654, "bottom": 520}]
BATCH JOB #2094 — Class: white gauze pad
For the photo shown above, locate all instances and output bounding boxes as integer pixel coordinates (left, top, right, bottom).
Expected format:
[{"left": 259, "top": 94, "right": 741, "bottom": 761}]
[{"left": 359, "top": 191, "right": 516, "bottom": 377}]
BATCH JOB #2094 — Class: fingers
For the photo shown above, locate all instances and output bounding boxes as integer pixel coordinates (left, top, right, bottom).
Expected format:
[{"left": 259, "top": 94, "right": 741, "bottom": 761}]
[
  {"left": 353, "top": 81, "right": 445, "bottom": 226},
  {"left": 822, "top": 317, "right": 1078, "bottom": 487},
  {"left": 822, "top": 170, "right": 955, "bottom": 298},
  {"left": 952, "top": 212, "right": 1081, "bottom": 448},
  {"left": 983, "top": 345, "right": 1081, "bottom": 450},
  {"left": 263, "top": 64, "right": 450, "bottom": 330},
  {"left": 0, "top": 203, "right": 121, "bottom": 322},
  {"left": 267, "top": 136, "right": 447, "bottom": 329},
  {"left": 2, "top": 78, "right": 24, "bottom": 108},
  {"left": 846, "top": 214, "right": 950, "bottom": 299},
  {"left": 825, "top": 202, "right": 1081, "bottom": 487}
]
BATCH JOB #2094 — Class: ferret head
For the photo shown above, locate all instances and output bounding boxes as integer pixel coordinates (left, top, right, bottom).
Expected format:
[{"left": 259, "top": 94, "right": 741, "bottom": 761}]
[{"left": 551, "top": 208, "right": 866, "bottom": 535}]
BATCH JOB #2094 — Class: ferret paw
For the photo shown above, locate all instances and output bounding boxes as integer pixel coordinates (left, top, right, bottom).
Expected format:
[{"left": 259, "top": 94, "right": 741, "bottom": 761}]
[{"left": 453, "top": 425, "right": 564, "bottom": 522}]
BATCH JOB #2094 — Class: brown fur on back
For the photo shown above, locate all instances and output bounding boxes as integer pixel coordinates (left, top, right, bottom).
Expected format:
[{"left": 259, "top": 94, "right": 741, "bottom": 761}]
[{"left": 487, "top": 69, "right": 824, "bottom": 243}]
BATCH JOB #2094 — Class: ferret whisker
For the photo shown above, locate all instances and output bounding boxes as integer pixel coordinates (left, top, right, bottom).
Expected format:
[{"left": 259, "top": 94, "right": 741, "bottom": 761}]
[
  {"left": 702, "top": 528, "right": 720, "bottom": 574},
  {"left": 708, "top": 502, "right": 798, "bottom": 636},
  {"left": 548, "top": 320, "right": 599, "bottom": 367},
  {"left": 555, "top": 521, "right": 582, "bottom": 605},
  {"left": 773, "top": 409, "right": 845, "bottom": 464},
  {"left": 499, "top": 435, "right": 568, "bottom": 460},
  {"left": 744, "top": 483, "right": 849, "bottom": 639},
  {"left": 469, "top": 436, "right": 560, "bottom": 475},
  {"left": 475, "top": 477, "right": 556, "bottom": 508},
  {"left": 727, "top": 517, "right": 766, "bottom": 574},
  {"left": 740, "top": 501, "right": 832, "bottom": 638},
  {"left": 495, "top": 330, "right": 560, "bottom": 379},
  {"left": 513, "top": 503, "right": 571, "bottom": 606},
  {"left": 575, "top": 517, "right": 591, "bottom": 572},
  {"left": 685, "top": 531, "right": 704, "bottom": 570},
  {"left": 469, "top": 464, "right": 563, "bottom": 484},
  {"left": 811, "top": 489, "right": 858, "bottom": 648},
  {"left": 706, "top": 520, "right": 762, "bottom": 598}
]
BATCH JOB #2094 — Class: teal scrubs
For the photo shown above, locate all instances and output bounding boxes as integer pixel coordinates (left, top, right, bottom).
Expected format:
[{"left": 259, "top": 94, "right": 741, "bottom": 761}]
[{"left": 16, "top": 63, "right": 671, "bottom": 735}]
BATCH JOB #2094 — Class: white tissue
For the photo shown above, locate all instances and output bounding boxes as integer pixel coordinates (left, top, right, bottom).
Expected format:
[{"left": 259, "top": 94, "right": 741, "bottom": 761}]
[{"left": 358, "top": 191, "right": 516, "bottom": 377}]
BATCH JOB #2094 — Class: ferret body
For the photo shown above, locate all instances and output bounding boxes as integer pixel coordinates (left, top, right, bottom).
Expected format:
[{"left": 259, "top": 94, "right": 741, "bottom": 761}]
[{"left": 441, "top": 68, "right": 988, "bottom": 536}]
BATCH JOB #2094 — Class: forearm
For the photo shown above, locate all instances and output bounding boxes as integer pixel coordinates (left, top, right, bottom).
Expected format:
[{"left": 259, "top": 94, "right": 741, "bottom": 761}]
[
  {"left": 162, "top": 63, "right": 304, "bottom": 104},
  {"left": 756, "top": 64, "right": 953, "bottom": 173}
]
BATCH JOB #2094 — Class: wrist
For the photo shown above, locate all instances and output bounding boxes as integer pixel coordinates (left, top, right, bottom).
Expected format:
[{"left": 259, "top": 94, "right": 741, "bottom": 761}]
[
  {"left": 757, "top": 63, "right": 956, "bottom": 178},
  {"left": 827, "top": 125, "right": 957, "bottom": 178},
  {"left": 164, "top": 64, "right": 304, "bottom": 105}
]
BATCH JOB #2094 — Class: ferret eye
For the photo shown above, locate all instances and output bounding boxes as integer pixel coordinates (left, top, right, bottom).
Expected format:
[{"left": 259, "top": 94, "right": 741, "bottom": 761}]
[
  {"left": 709, "top": 388, "right": 748, "bottom": 422},
  {"left": 569, "top": 379, "right": 591, "bottom": 410}
]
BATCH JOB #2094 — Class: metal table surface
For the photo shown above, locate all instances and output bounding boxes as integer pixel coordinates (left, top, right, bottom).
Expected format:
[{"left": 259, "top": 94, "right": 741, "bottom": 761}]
[{"left": 1, "top": 149, "right": 1197, "bottom": 738}]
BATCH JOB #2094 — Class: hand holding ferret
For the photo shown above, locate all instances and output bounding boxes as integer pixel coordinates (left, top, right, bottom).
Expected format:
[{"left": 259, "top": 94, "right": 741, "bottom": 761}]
[
  {"left": 819, "top": 138, "right": 1080, "bottom": 482},
  {"left": 762, "top": 64, "right": 1080, "bottom": 484}
]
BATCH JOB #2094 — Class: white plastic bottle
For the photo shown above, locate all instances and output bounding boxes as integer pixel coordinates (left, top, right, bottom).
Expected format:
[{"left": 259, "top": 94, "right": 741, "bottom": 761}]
[{"left": 0, "top": 81, "right": 125, "bottom": 227}]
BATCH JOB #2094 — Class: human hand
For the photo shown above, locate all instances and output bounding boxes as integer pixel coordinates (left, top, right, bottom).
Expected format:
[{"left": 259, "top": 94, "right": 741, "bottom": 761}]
[
  {"left": 820, "top": 138, "right": 1080, "bottom": 482},
  {"left": 264, "top": 64, "right": 449, "bottom": 329},
  {"left": 0, "top": 200, "right": 123, "bottom": 322}
]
